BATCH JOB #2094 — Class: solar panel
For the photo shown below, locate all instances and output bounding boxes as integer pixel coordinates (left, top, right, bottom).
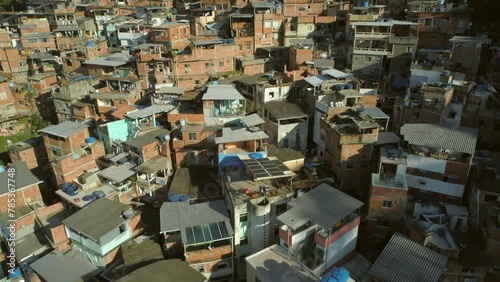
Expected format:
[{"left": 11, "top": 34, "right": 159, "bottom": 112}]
[
  {"left": 184, "top": 221, "right": 230, "bottom": 245},
  {"left": 243, "top": 158, "right": 289, "bottom": 179}
]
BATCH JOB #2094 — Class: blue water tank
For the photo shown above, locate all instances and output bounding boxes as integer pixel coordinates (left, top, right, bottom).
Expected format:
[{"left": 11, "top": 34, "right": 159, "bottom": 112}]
[
  {"left": 304, "top": 162, "right": 314, "bottom": 169},
  {"left": 320, "top": 267, "right": 350, "bottom": 282},
  {"left": 86, "top": 137, "right": 96, "bottom": 143},
  {"left": 211, "top": 81, "right": 219, "bottom": 85},
  {"left": 8, "top": 267, "right": 22, "bottom": 279},
  {"left": 0, "top": 165, "right": 5, "bottom": 173},
  {"left": 227, "top": 38, "right": 234, "bottom": 44},
  {"left": 249, "top": 152, "right": 262, "bottom": 159},
  {"left": 364, "top": 1, "right": 369, "bottom": 8},
  {"left": 27, "top": 5, "right": 33, "bottom": 10},
  {"left": 168, "top": 194, "right": 181, "bottom": 202},
  {"left": 179, "top": 195, "right": 190, "bottom": 202},
  {"left": 345, "top": 83, "right": 354, "bottom": 90},
  {"left": 87, "top": 40, "right": 94, "bottom": 47}
]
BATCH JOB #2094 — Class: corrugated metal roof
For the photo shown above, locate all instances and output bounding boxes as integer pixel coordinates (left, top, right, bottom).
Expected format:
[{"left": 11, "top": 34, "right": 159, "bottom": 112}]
[
  {"left": 202, "top": 84, "right": 244, "bottom": 100},
  {"left": 400, "top": 123, "right": 478, "bottom": 154},
  {"left": 126, "top": 105, "right": 174, "bottom": 119},
  {"left": 240, "top": 113, "right": 265, "bottom": 127},
  {"left": 84, "top": 53, "right": 132, "bottom": 67},
  {"left": 304, "top": 74, "right": 332, "bottom": 87},
  {"left": 98, "top": 162, "right": 136, "bottom": 183},
  {"left": 117, "top": 260, "right": 206, "bottom": 282},
  {"left": 134, "top": 155, "right": 170, "bottom": 174},
  {"left": 159, "top": 200, "right": 230, "bottom": 232},
  {"left": 181, "top": 124, "right": 204, "bottom": 132},
  {"left": 322, "top": 69, "right": 348, "bottom": 79},
  {"left": 30, "top": 250, "right": 100, "bottom": 282},
  {"left": 277, "top": 184, "right": 363, "bottom": 230},
  {"left": 39, "top": 120, "right": 89, "bottom": 138},
  {"left": 0, "top": 162, "right": 42, "bottom": 196},
  {"left": 215, "top": 127, "right": 269, "bottom": 144},
  {"left": 63, "top": 198, "right": 130, "bottom": 241},
  {"left": 368, "top": 233, "right": 448, "bottom": 282},
  {"left": 364, "top": 107, "right": 389, "bottom": 119}
]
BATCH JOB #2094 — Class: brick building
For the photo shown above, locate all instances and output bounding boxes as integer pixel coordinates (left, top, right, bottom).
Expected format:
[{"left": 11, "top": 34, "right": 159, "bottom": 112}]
[
  {"left": 39, "top": 121, "right": 105, "bottom": 185},
  {"left": 0, "top": 162, "right": 44, "bottom": 214},
  {"left": 320, "top": 108, "right": 379, "bottom": 193}
]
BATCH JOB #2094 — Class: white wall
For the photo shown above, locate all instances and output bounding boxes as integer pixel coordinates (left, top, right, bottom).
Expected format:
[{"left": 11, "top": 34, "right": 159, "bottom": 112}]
[
  {"left": 406, "top": 174, "right": 465, "bottom": 198},
  {"left": 312, "top": 226, "right": 358, "bottom": 277},
  {"left": 277, "top": 121, "right": 308, "bottom": 150},
  {"left": 406, "top": 154, "right": 447, "bottom": 174}
]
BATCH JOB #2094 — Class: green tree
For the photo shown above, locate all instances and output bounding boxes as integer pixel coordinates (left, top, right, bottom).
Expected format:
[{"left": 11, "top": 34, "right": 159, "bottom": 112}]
[
  {"left": 0, "top": 0, "right": 27, "bottom": 13},
  {"left": 29, "top": 114, "right": 51, "bottom": 132}
]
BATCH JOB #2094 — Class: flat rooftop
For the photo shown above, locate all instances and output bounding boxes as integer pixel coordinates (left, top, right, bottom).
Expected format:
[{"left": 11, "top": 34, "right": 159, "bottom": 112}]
[
  {"left": 246, "top": 244, "right": 320, "bottom": 282},
  {"left": 168, "top": 166, "right": 222, "bottom": 202},
  {"left": 39, "top": 120, "right": 89, "bottom": 138}
]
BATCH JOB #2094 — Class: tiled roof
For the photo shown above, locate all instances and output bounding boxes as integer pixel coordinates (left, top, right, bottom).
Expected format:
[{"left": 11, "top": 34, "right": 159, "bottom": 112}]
[
  {"left": 400, "top": 123, "right": 478, "bottom": 154},
  {"left": 368, "top": 233, "right": 448, "bottom": 282}
]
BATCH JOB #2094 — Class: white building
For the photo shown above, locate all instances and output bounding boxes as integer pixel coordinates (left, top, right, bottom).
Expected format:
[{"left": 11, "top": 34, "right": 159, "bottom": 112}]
[
  {"left": 62, "top": 198, "right": 140, "bottom": 267},
  {"left": 263, "top": 101, "right": 309, "bottom": 151},
  {"left": 220, "top": 154, "right": 296, "bottom": 279}
]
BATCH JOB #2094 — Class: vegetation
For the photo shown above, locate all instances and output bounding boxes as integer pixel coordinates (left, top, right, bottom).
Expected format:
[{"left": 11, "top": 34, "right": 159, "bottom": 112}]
[
  {"left": 0, "top": 0, "right": 26, "bottom": 13},
  {"left": 0, "top": 114, "right": 50, "bottom": 154}
]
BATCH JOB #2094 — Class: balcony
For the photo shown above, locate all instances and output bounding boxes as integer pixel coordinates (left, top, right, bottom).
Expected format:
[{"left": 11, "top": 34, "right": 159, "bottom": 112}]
[
  {"left": 348, "top": 14, "right": 380, "bottom": 22},
  {"left": 372, "top": 173, "right": 407, "bottom": 189},
  {"left": 388, "top": 37, "right": 418, "bottom": 45},
  {"left": 353, "top": 48, "right": 390, "bottom": 55}
]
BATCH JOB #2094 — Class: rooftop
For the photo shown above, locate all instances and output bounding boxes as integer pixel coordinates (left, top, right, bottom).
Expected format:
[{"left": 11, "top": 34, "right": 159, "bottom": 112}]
[
  {"left": 134, "top": 155, "right": 170, "bottom": 174},
  {"left": 450, "top": 36, "right": 491, "bottom": 45},
  {"left": 124, "top": 128, "right": 170, "bottom": 149},
  {"left": 368, "top": 232, "right": 448, "bottom": 282},
  {"left": 84, "top": 53, "right": 134, "bottom": 67},
  {"left": 267, "top": 145, "right": 304, "bottom": 163},
  {"left": 215, "top": 126, "right": 269, "bottom": 144},
  {"left": 156, "top": 86, "right": 186, "bottom": 95},
  {"left": 125, "top": 105, "right": 174, "bottom": 119},
  {"left": 202, "top": 84, "right": 244, "bottom": 100},
  {"left": 246, "top": 244, "right": 320, "bottom": 282},
  {"left": 364, "top": 107, "right": 389, "bottom": 119},
  {"left": 98, "top": 162, "right": 136, "bottom": 183},
  {"left": 160, "top": 200, "right": 228, "bottom": 229},
  {"left": 121, "top": 239, "right": 164, "bottom": 271},
  {"left": 240, "top": 113, "right": 265, "bottom": 127},
  {"left": 322, "top": 69, "right": 348, "bottom": 79},
  {"left": 7, "top": 136, "right": 43, "bottom": 152},
  {"left": 39, "top": 120, "right": 89, "bottom": 138},
  {"left": 264, "top": 101, "right": 307, "bottom": 120},
  {"left": 277, "top": 184, "right": 363, "bottom": 230},
  {"left": 0, "top": 162, "right": 42, "bottom": 195},
  {"left": 30, "top": 250, "right": 100, "bottom": 282},
  {"left": 62, "top": 198, "right": 131, "bottom": 241},
  {"left": 117, "top": 260, "right": 206, "bottom": 282},
  {"left": 400, "top": 123, "right": 478, "bottom": 154},
  {"left": 27, "top": 72, "right": 56, "bottom": 81},
  {"left": 168, "top": 166, "right": 221, "bottom": 201}
]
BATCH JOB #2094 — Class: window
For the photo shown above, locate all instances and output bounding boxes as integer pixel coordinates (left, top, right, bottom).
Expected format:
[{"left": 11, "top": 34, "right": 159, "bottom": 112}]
[
  {"left": 184, "top": 63, "right": 190, "bottom": 68},
  {"left": 119, "top": 224, "right": 126, "bottom": 233},
  {"left": 240, "top": 237, "right": 248, "bottom": 245},
  {"left": 17, "top": 99, "right": 24, "bottom": 105},
  {"left": 217, "top": 261, "right": 228, "bottom": 269},
  {"left": 319, "top": 150, "right": 324, "bottom": 157},
  {"left": 406, "top": 46, "right": 413, "bottom": 52},
  {"left": 28, "top": 38, "right": 37, "bottom": 43},
  {"left": 320, "top": 133, "right": 326, "bottom": 142},
  {"left": 197, "top": 266, "right": 205, "bottom": 273},
  {"left": 346, "top": 162, "right": 354, "bottom": 169},
  {"left": 238, "top": 44, "right": 242, "bottom": 51},
  {"left": 240, "top": 213, "right": 248, "bottom": 222},
  {"left": 273, "top": 21, "right": 280, "bottom": 29},
  {"left": 264, "top": 21, "right": 271, "bottom": 28},
  {"left": 275, "top": 203, "right": 287, "bottom": 216},
  {"left": 0, "top": 92, "right": 7, "bottom": 100},
  {"left": 246, "top": 44, "right": 251, "bottom": 50},
  {"left": 307, "top": 25, "right": 313, "bottom": 31},
  {"left": 50, "top": 147, "right": 62, "bottom": 157},
  {"left": 382, "top": 200, "right": 392, "bottom": 208},
  {"left": 366, "top": 56, "right": 372, "bottom": 62},
  {"left": 188, "top": 133, "right": 197, "bottom": 141},
  {"left": 448, "top": 111, "right": 457, "bottom": 119},
  {"left": 354, "top": 56, "right": 359, "bottom": 61},
  {"left": 269, "top": 91, "right": 275, "bottom": 98},
  {"left": 219, "top": 61, "right": 224, "bottom": 67}
]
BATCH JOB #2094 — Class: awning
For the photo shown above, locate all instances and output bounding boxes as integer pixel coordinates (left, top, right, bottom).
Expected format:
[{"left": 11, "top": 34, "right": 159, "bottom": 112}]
[{"left": 206, "top": 22, "right": 224, "bottom": 30}]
